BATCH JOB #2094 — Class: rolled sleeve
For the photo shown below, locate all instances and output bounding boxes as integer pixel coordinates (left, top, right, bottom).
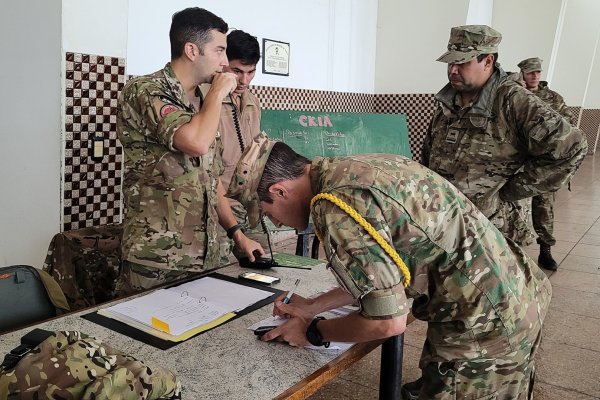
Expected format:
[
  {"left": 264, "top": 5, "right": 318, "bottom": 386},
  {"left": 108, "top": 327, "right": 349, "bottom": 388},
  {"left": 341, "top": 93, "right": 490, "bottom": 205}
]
[
  {"left": 360, "top": 286, "right": 409, "bottom": 319},
  {"left": 314, "top": 189, "right": 409, "bottom": 319},
  {"left": 132, "top": 85, "right": 194, "bottom": 151}
]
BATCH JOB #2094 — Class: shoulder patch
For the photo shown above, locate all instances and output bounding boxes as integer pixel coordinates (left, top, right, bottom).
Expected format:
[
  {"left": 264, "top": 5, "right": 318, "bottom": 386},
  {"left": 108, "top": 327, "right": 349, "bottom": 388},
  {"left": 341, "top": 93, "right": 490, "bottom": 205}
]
[{"left": 160, "top": 103, "right": 179, "bottom": 118}]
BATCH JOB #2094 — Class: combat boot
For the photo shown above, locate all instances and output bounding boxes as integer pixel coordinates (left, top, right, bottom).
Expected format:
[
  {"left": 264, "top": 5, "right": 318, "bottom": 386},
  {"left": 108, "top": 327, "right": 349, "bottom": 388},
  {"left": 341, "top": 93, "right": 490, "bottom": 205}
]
[
  {"left": 400, "top": 377, "right": 422, "bottom": 400},
  {"left": 538, "top": 244, "right": 558, "bottom": 271}
]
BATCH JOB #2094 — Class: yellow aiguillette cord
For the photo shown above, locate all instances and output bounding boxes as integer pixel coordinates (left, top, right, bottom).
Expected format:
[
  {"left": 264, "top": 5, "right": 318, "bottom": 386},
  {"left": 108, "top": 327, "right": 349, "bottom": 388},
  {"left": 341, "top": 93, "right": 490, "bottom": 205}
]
[{"left": 310, "top": 193, "right": 411, "bottom": 287}]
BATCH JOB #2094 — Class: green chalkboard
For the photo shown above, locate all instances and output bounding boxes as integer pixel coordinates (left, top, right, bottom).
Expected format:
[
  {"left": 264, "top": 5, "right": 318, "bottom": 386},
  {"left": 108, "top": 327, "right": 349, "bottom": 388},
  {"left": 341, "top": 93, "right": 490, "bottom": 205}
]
[{"left": 260, "top": 110, "right": 412, "bottom": 159}]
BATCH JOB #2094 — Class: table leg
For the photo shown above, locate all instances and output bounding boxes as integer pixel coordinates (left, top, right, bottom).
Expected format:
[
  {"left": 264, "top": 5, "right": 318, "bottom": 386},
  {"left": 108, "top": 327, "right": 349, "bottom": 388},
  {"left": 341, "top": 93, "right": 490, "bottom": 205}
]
[
  {"left": 379, "top": 334, "right": 404, "bottom": 400},
  {"left": 295, "top": 232, "right": 310, "bottom": 257}
]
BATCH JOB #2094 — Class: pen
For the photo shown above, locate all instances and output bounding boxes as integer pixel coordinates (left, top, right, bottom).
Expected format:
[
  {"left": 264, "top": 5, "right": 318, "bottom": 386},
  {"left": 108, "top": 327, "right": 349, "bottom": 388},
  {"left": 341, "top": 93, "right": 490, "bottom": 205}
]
[{"left": 283, "top": 279, "right": 300, "bottom": 304}]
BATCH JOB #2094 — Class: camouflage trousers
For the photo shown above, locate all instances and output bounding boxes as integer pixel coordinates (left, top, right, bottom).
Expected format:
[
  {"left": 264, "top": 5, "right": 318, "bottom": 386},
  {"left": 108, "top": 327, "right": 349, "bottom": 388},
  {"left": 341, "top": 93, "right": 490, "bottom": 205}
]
[
  {"left": 419, "top": 334, "right": 541, "bottom": 399},
  {"left": 116, "top": 261, "right": 202, "bottom": 296},
  {"left": 218, "top": 201, "right": 271, "bottom": 265},
  {"left": 418, "top": 275, "right": 551, "bottom": 400},
  {"left": 489, "top": 198, "right": 535, "bottom": 247},
  {"left": 532, "top": 192, "right": 556, "bottom": 247}
]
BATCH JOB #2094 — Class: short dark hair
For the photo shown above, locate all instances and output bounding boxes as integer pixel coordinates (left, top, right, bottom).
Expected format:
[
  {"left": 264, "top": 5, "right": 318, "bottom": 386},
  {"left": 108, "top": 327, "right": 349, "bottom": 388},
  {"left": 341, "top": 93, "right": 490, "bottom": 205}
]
[
  {"left": 169, "top": 8, "right": 228, "bottom": 59},
  {"left": 227, "top": 30, "right": 261, "bottom": 65},
  {"left": 257, "top": 142, "right": 310, "bottom": 203},
  {"left": 477, "top": 53, "right": 499, "bottom": 63}
]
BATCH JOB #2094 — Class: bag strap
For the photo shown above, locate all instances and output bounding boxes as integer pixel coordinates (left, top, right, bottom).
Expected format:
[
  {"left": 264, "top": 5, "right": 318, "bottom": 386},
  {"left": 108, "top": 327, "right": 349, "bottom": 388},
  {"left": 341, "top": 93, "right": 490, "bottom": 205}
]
[
  {"left": 310, "top": 193, "right": 411, "bottom": 287},
  {"left": 34, "top": 268, "right": 70, "bottom": 313}
]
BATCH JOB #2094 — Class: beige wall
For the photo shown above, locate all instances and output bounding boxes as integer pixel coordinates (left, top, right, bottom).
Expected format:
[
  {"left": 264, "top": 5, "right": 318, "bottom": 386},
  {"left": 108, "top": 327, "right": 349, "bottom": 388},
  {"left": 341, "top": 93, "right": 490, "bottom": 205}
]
[
  {"left": 492, "top": 0, "right": 562, "bottom": 77},
  {"left": 374, "top": 0, "right": 470, "bottom": 94},
  {"left": 0, "top": 0, "right": 62, "bottom": 267},
  {"left": 553, "top": 0, "right": 600, "bottom": 107}
]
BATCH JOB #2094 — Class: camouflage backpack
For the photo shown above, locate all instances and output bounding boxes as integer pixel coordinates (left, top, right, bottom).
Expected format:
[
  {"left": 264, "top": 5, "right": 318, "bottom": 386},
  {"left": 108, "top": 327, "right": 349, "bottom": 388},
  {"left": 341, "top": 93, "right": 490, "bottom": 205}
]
[
  {"left": 0, "top": 330, "right": 181, "bottom": 399},
  {"left": 43, "top": 224, "right": 123, "bottom": 311}
]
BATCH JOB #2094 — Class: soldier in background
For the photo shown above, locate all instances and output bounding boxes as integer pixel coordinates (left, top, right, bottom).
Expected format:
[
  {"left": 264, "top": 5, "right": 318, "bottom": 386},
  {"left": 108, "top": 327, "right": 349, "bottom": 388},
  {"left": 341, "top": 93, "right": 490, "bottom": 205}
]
[
  {"left": 228, "top": 134, "right": 552, "bottom": 399},
  {"left": 209, "top": 29, "right": 270, "bottom": 264},
  {"left": 518, "top": 57, "right": 577, "bottom": 270},
  {"left": 116, "top": 8, "right": 264, "bottom": 294},
  {"left": 415, "top": 25, "right": 587, "bottom": 399}
]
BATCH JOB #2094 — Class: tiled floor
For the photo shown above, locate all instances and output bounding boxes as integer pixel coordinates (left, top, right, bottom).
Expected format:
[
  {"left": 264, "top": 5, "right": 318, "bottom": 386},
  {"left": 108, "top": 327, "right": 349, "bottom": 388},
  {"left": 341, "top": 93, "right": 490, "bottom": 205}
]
[{"left": 302, "top": 155, "right": 600, "bottom": 399}]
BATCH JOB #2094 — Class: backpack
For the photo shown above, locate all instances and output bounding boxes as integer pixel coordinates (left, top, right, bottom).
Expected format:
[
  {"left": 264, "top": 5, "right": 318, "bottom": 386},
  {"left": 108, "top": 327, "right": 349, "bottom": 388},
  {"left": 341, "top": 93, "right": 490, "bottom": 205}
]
[{"left": 0, "top": 265, "right": 69, "bottom": 333}]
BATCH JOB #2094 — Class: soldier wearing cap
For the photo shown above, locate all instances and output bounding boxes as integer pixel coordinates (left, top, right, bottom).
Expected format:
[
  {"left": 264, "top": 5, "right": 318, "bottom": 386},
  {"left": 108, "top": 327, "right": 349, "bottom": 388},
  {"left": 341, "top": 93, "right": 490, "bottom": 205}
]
[
  {"left": 518, "top": 57, "right": 577, "bottom": 271},
  {"left": 228, "top": 133, "right": 552, "bottom": 399},
  {"left": 422, "top": 26, "right": 587, "bottom": 250},
  {"left": 116, "top": 8, "right": 264, "bottom": 294}
]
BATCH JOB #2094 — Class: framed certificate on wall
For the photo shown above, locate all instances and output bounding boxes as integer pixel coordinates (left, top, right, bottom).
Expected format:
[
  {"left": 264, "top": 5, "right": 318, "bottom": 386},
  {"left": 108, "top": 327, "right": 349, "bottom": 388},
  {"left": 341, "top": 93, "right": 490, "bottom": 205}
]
[{"left": 262, "top": 38, "right": 290, "bottom": 76}]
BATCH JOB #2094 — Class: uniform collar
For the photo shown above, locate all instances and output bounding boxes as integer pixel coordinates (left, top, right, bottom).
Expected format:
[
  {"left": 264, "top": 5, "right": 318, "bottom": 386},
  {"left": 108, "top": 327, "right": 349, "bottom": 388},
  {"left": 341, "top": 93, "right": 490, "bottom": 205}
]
[
  {"left": 223, "top": 89, "right": 257, "bottom": 111},
  {"left": 162, "top": 62, "right": 202, "bottom": 111},
  {"left": 309, "top": 157, "right": 325, "bottom": 196},
  {"left": 435, "top": 66, "right": 507, "bottom": 118}
]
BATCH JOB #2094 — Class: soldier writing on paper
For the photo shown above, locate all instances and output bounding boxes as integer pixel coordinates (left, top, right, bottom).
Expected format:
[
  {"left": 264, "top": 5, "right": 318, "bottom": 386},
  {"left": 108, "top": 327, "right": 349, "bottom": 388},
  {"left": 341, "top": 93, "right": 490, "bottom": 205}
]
[{"left": 228, "top": 134, "right": 552, "bottom": 399}]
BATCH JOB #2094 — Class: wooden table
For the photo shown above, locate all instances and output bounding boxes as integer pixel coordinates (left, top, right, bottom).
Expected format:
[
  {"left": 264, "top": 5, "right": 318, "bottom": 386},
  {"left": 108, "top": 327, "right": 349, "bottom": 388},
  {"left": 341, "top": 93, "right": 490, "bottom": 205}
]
[{"left": 1, "top": 260, "right": 408, "bottom": 399}]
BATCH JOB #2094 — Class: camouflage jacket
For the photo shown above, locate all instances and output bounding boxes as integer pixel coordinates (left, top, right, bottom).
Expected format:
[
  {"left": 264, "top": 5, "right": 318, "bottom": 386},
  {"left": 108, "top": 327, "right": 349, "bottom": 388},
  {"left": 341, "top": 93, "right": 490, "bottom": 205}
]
[
  {"left": 117, "top": 63, "right": 223, "bottom": 271},
  {"left": 310, "top": 155, "right": 552, "bottom": 362},
  {"left": 0, "top": 331, "right": 181, "bottom": 399},
  {"left": 533, "top": 81, "right": 574, "bottom": 124},
  {"left": 422, "top": 67, "right": 587, "bottom": 243}
]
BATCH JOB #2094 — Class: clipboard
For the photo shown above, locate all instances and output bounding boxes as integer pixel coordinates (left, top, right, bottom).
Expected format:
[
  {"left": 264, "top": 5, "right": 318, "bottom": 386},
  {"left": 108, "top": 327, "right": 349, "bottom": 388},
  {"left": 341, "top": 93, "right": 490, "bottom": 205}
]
[{"left": 82, "top": 273, "right": 282, "bottom": 350}]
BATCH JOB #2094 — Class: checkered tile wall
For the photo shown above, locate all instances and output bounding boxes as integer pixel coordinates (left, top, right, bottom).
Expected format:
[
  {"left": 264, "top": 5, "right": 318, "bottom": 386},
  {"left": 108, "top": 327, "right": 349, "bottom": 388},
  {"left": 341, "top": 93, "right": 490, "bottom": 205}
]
[
  {"left": 66, "top": 52, "right": 597, "bottom": 232},
  {"left": 251, "top": 85, "right": 374, "bottom": 113},
  {"left": 374, "top": 94, "right": 437, "bottom": 161},
  {"left": 63, "top": 52, "right": 125, "bottom": 231}
]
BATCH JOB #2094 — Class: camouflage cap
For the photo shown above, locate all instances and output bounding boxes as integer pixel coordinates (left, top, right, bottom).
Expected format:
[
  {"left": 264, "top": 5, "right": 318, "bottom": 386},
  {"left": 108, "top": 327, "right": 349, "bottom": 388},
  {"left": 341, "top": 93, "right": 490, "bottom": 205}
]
[
  {"left": 518, "top": 57, "right": 543, "bottom": 73},
  {"left": 437, "top": 25, "right": 502, "bottom": 64},
  {"left": 226, "top": 132, "right": 277, "bottom": 228}
]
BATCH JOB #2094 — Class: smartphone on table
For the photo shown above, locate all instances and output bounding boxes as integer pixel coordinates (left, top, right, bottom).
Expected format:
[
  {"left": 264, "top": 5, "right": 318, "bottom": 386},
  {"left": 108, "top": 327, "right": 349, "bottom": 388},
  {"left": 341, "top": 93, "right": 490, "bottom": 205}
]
[{"left": 238, "top": 271, "right": 281, "bottom": 286}]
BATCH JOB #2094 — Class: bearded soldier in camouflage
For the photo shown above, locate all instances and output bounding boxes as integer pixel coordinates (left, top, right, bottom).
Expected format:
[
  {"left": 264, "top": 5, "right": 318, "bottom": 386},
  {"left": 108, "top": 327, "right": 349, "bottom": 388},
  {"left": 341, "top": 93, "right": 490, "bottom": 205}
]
[
  {"left": 422, "top": 26, "right": 587, "bottom": 250},
  {"left": 518, "top": 57, "right": 577, "bottom": 270},
  {"left": 117, "top": 8, "right": 264, "bottom": 294},
  {"left": 227, "top": 134, "right": 552, "bottom": 399}
]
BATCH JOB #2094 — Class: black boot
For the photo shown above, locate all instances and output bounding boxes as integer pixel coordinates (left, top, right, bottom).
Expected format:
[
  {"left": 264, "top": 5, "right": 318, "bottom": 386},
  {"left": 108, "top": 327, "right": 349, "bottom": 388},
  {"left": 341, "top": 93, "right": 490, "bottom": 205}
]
[
  {"left": 538, "top": 245, "right": 558, "bottom": 271},
  {"left": 400, "top": 377, "right": 422, "bottom": 400}
]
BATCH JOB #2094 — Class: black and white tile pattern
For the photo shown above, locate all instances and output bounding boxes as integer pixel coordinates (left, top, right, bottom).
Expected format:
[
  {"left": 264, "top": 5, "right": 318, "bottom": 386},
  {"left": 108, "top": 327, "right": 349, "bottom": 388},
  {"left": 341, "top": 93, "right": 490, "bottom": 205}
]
[{"left": 64, "top": 52, "right": 125, "bottom": 231}]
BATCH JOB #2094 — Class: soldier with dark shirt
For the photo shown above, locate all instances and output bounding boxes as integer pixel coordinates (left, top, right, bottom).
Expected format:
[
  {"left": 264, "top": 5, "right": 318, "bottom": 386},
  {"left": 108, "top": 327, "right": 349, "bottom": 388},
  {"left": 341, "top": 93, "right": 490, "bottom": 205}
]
[{"left": 211, "top": 30, "right": 269, "bottom": 264}]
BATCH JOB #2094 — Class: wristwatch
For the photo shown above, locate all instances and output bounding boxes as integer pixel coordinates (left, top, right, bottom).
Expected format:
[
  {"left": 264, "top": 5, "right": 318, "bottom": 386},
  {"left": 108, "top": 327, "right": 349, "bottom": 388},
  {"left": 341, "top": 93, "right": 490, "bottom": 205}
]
[
  {"left": 306, "top": 316, "right": 330, "bottom": 348},
  {"left": 226, "top": 224, "right": 245, "bottom": 239}
]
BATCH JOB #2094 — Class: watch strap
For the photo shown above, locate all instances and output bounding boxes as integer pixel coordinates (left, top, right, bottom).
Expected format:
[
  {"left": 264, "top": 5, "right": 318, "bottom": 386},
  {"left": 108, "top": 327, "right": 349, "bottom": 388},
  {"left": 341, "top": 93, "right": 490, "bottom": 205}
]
[
  {"left": 226, "top": 224, "right": 245, "bottom": 239},
  {"left": 306, "top": 316, "right": 330, "bottom": 348}
]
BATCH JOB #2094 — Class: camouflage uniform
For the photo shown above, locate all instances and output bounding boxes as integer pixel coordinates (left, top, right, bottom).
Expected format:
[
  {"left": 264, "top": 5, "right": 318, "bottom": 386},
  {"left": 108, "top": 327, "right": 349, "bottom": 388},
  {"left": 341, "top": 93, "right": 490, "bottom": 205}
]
[
  {"left": 518, "top": 57, "right": 578, "bottom": 249},
  {"left": 117, "top": 63, "right": 223, "bottom": 293},
  {"left": 308, "top": 155, "right": 552, "bottom": 399},
  {"left": 0, "top": 331, "right": 181, "bottom": 399},
  {"left": 200, "top": 85, "right": 269, "bottom": 264},
  {"left": 423, "top": 26, "right": 588, "bottom": 246},
  {"left": 228, "top": 135, "right": 552, "bottom": 399}
]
